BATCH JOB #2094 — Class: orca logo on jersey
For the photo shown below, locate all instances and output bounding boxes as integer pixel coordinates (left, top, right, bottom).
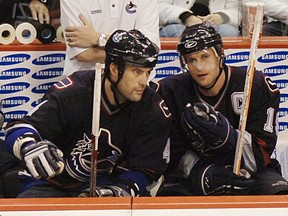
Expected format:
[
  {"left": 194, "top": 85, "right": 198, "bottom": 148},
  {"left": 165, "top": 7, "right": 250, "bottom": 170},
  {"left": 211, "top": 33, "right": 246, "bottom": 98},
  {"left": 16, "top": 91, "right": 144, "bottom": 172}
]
[
  {"left": 66, "top": 129, "right": 122, "bottom": 182},
  {"left": 66, "top": 133, "right": 92, "bottom": 182}
]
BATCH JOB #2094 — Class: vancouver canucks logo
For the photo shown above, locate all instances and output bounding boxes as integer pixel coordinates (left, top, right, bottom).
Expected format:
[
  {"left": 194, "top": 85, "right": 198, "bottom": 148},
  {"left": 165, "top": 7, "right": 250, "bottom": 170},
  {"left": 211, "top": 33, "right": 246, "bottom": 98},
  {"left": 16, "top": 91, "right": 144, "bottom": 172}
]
[
  {"left": 125, "top": 1, "right": 137, "bottom": 14},
  {"left": 66, "top": 133, "right": 92, "bottom": 182},
  {"left": 66, "top": 129, "right": 122, "bottom": 182}
]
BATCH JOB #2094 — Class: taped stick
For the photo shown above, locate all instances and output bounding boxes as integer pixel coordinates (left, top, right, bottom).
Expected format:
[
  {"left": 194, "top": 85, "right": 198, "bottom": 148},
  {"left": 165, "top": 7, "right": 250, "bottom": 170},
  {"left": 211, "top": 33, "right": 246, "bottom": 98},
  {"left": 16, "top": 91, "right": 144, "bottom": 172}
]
[
  {"left": 89, "top": 63, "right": 103, "bottom": 196},
  {"left": 233, "top": 4, "right": 264, "bottom": 175}
]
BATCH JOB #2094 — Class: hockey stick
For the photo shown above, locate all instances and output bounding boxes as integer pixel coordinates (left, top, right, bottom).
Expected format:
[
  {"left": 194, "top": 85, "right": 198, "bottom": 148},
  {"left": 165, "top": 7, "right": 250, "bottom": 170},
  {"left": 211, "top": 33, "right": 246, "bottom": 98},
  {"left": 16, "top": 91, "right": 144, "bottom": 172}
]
[
  {"left": 233, "top": 4, "right": 264, "bottom": 175},
  {"left": 89, "top": 63, "right": 103, "bottom": 196}
]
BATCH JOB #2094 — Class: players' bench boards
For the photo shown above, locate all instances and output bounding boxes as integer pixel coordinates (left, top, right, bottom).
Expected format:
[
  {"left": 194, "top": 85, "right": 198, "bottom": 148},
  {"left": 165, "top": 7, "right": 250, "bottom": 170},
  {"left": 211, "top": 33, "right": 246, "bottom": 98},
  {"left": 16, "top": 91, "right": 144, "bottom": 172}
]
[{"left": 0, "top": 196, "right": 288, "bottom": 215}]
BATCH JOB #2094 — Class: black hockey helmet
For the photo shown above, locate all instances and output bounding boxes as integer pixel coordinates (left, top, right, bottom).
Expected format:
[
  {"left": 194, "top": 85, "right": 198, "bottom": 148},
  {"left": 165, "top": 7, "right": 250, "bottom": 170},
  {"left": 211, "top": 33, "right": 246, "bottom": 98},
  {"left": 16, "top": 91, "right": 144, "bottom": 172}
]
[
  {"left": 177, "top": 22, "right": 225, "bottom": 90},
  {"left": 104, "top": 29, "right": 159, "bottom": 106},
  {"left": 177, "top": 22, "right": 223, "bottom": 58},
  {"left": 105, "top": 29, "right": 159, "bottom": 74}
]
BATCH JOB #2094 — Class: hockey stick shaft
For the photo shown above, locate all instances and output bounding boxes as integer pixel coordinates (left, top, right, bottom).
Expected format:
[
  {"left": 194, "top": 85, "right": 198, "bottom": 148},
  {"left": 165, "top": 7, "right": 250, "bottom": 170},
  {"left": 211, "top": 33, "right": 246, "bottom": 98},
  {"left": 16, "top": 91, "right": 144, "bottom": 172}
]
[
  {"left": 89, "top": 63, "right": 103, "bottom": 196},
  {"left": 233, "top": 4, "right": 264, "bottom": 175}
]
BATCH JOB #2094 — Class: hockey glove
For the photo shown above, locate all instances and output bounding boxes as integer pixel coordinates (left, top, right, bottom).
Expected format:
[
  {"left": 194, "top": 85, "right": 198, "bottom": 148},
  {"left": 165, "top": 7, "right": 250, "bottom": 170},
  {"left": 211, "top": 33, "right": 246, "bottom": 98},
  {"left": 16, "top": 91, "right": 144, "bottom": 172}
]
[
  {"left": 21, "top": 140, "right": 65, "bottom": 179},
  {"left": 182, "top": 102, "right": 237, "bottom": 154},
  {"left": 77, "top": 185, "right": 132, "bottom": 197},
  {"left": 189, "top": 164, "right": 255, "bottom": 195}
]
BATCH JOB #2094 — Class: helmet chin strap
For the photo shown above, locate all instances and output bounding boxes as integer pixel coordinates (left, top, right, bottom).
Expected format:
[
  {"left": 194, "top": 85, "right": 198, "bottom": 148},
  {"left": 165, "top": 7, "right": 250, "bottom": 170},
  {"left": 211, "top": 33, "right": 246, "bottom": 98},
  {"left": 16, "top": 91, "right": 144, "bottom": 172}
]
[
  {"left": 104, "top": 62, "right": 125, "bottom": 108},
  {"left": 109, "top": 71, "right": 124, "bottom": 108}
]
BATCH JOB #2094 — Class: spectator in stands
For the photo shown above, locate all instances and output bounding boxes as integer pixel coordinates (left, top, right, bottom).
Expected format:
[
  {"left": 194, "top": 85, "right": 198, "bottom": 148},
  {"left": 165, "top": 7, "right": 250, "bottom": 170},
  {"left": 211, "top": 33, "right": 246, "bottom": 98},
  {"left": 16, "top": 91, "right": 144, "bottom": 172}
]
[
  {"left": 48, "top": 0, "right": 60, "bottom": 29},
  {"left": 29, "top": 0, "right": 60, "bottom": 28},
  {"left": 60, "top": 0, "right": 160, "bottom": 76},
  {"left": 258, "top": 0, "right": 288, "bottom": 36},
  {"left": 0, "top": 0, "right": 52, "bottom": 24},
  {"left": 153, "top": 22, "right": 288, "bottom": 196},
  {"left": 158, "top": 0, "right": 242, "bottom": 37},
  {"left": 29, "top": 0, "right": 51, "bottom": 24}
]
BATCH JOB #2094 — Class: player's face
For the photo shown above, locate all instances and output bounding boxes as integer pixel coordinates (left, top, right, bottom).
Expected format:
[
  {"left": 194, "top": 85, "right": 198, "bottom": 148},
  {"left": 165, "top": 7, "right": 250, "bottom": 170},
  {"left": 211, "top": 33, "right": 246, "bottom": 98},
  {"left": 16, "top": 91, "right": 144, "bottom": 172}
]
[
  {"left": 116, "top": 64, "right": 152, "bottom": 103},
  {"left": 185, "top": 48, "right": 221, "bottom": 89}
]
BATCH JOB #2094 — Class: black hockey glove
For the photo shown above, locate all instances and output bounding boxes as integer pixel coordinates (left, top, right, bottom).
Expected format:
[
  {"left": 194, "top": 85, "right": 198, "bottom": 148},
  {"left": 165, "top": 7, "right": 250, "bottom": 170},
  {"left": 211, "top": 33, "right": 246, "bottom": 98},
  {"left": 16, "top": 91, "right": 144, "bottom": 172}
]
[
  {"left": 21, "top": 140, "right": 65, "bottom": 179},
  {"left": 182, "top": 102, "right": 237, "bottom": 154},
  {"left": 77, "top": 185, "right": 132, "bottom": 197},
  {"left": 189, "top": 164, "right": 255, "bottom": 195}
]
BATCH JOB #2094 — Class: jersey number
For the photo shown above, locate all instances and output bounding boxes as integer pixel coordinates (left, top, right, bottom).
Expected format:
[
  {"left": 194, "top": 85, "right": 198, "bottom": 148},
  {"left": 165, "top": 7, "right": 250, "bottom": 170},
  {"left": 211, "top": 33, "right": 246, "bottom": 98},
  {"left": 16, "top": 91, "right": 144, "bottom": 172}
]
[
  {"left": 232, "top": 93, "right": 275, "bottom": 133},
  {"left": 264, "top": 107, "right": 275, "bottom": 133}
]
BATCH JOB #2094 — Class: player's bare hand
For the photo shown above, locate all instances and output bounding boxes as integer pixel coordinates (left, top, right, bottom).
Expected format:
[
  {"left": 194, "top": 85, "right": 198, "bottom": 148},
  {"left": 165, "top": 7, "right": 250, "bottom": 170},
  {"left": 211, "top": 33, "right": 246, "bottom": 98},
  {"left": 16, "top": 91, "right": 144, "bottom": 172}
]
[
  {"left": 29, "top": 0, "right": 50, "bottom": 24},
  {"left": 65, "top": 14, "right": 100, "bottom": 48},
  {"left": 198, "top": 14, "right": 224, "bottom": 26}
]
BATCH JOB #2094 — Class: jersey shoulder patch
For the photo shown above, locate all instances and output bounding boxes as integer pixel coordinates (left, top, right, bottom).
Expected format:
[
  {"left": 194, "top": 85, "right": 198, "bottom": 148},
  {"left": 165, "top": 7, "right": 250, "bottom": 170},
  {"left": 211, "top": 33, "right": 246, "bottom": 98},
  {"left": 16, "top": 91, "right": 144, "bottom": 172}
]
[
  {"left": 264, "top": 76, "right": 279, "bottom": 93},
  {"left": 159, "top": 100, "right": 171, "bottom": 118},
  {"left": 53, "top": 77, "right": 74, "bottom": 90}
]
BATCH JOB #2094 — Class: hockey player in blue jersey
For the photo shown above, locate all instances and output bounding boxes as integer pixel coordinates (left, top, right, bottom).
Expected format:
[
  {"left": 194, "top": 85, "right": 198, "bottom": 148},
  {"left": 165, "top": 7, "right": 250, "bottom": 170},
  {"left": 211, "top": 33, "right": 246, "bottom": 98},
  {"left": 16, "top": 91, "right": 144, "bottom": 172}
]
[
  {"left": 4, "top": 29, "right": 171, "bottom": 197},
  {"left": 155, "top": 22, "right": 288, "bottom": 196}
]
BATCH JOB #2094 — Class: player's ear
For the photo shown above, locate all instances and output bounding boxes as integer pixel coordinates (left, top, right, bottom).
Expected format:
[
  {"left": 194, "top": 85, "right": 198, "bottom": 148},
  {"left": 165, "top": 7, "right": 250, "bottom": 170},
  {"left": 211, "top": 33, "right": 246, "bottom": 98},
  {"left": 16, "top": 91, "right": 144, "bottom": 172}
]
[{"left": 109, "top": 62, "right": 119, "bottom": 82}]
